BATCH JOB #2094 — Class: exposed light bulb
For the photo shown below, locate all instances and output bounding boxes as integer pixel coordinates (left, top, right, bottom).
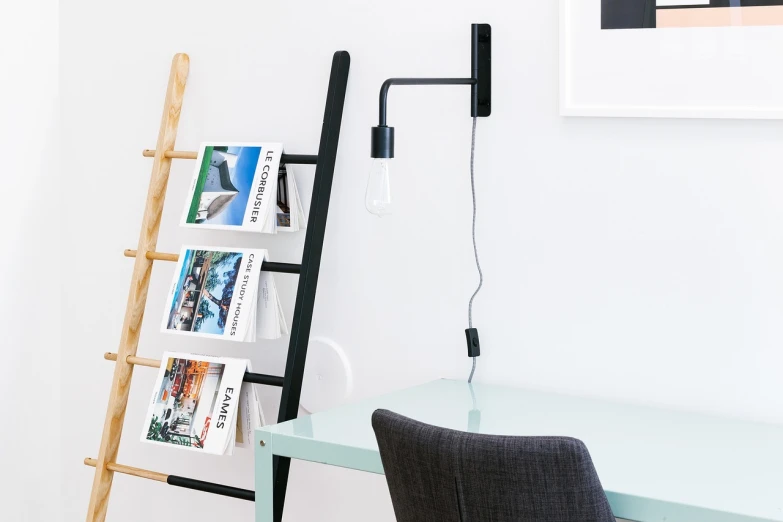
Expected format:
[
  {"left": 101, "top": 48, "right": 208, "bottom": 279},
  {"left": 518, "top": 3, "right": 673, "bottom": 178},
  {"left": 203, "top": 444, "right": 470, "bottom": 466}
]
[{"left": 365, "top": 158, "right": 392, "bottom": 217}]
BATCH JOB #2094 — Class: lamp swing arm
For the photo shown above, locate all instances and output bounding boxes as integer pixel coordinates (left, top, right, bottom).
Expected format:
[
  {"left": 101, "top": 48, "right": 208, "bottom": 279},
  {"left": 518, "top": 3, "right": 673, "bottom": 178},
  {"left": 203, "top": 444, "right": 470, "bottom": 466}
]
[
  {"left": 378, "top": 77, "right": 477, "bottom": 126},
  {"left": 370, "top": 24, "right": 490, "bottom": 159}
]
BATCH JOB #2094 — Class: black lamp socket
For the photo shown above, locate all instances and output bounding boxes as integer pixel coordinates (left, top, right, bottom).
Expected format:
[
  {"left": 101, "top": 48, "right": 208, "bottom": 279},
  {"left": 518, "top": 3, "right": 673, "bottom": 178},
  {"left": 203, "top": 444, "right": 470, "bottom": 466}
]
[{"left": 371, "top": 125, "right": 394, "bottom": 159}]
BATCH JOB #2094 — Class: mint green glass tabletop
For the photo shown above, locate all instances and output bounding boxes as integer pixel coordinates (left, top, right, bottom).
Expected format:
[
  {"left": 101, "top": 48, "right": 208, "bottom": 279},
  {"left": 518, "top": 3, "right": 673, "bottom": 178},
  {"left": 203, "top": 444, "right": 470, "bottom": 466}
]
[{"left": 256, "top": 379, "right": 783, "bottom": 522}]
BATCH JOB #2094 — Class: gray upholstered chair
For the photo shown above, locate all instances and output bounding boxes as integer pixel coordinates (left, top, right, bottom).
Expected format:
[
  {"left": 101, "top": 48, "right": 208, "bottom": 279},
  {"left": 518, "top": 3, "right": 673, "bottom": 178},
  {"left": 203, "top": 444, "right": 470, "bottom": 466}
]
[{"left": 371, "top": 409, "right": 615, "bottom": 522}]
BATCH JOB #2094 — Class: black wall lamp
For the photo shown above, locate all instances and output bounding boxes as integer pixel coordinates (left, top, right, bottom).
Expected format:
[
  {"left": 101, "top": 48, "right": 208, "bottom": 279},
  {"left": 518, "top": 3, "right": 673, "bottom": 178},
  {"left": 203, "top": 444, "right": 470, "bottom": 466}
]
[
  {"left": 365, "top": 23, "right": 492, "bottom": 217},
  {"left": 365, "top": 24, "right": 492, "bottom": 382}
]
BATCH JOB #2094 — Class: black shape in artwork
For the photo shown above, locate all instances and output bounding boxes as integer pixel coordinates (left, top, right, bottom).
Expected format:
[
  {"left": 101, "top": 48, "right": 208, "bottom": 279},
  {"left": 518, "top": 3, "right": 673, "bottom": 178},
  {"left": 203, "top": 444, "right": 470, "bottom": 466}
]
[{"left": 602, "top": 0, "right": 656, "bottom": 29}]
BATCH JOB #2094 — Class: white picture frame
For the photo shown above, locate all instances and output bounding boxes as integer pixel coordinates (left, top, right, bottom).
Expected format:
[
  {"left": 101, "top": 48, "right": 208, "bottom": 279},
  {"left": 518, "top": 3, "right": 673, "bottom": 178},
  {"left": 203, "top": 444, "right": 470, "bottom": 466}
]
[{"left": 560, "top": 0, "right": 783, "bottom": 119}]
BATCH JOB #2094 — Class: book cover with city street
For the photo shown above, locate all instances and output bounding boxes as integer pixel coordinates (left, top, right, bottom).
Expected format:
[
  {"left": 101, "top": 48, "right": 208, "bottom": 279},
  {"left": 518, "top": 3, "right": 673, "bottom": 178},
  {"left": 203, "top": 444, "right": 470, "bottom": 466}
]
[{"left": 141, "top": 353, "right": 248, "bottom": 455}]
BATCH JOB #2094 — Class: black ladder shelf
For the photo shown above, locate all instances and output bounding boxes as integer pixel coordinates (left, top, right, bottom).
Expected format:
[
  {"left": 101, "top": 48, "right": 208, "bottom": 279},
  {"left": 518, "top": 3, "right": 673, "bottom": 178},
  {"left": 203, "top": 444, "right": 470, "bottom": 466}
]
[{"left": 85, "top": 50, "right": 350, "bottom": 522}]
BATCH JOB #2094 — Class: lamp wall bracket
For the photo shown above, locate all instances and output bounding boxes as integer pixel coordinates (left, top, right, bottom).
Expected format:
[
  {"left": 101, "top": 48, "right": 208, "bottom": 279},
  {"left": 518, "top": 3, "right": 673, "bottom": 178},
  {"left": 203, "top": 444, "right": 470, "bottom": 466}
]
[
  {"left": 471, "top": 23, "right": 491, "bottom": 118},
  {"left": 371, "top": 23, "right": 491, "bottom": 158}
]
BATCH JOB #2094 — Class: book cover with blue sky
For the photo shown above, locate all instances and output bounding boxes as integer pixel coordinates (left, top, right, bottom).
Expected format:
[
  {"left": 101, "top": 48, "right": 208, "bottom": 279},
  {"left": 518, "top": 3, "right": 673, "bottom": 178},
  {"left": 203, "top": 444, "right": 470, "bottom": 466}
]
[
  {"left": 209, "top": 146, "right": 259, "bottom": 226},
  {"left": 162, "top": 246, "right": 268, "bottom": 342},
  {"left": 182, "top": 142, "right": 282, "bottom": 232},
  {"left": 184, "top": 145, "right": 262, "bottom": 226}
]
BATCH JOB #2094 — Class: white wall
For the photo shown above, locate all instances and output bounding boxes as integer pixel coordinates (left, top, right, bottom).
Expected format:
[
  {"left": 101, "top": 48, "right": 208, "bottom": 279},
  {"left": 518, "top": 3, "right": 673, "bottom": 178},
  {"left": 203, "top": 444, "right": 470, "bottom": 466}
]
[
  {"left": 60, "top": 1, "right": 783, "bottom": 521},
  {"left": 0, "top": 1, "right": 60, "bottom": 521}
]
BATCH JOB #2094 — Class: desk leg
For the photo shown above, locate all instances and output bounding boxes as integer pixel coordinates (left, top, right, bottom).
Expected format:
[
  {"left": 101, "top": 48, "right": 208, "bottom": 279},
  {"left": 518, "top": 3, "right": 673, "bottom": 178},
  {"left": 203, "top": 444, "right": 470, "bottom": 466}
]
[{"left": 256, "top": 434, "right": 274, "bottom": 522}]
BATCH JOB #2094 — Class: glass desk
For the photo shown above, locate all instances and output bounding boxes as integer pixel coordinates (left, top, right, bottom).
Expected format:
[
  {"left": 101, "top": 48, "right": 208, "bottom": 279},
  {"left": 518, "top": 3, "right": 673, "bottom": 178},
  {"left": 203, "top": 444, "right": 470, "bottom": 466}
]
[{"left": 256, "top": 379, "right": 783, "bottom": 522}]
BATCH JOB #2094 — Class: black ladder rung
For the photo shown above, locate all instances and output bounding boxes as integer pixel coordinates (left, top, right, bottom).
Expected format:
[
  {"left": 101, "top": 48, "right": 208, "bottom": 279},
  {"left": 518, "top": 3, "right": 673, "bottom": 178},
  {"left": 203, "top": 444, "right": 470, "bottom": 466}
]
[
  {"left": 244, "top": 372, "right": 284, "bottom": 387},
  {"left": 167, "top": 475, "right": 254, "bottom": 501},
  {"left": 281, "top": 154, "right": 318, "bottom": 165},
  {"left": 83, "top": 458, "right": 255, "bottom": 502},
  {"left": 261, "top": 262, "right": 301, "bottom": 274}
]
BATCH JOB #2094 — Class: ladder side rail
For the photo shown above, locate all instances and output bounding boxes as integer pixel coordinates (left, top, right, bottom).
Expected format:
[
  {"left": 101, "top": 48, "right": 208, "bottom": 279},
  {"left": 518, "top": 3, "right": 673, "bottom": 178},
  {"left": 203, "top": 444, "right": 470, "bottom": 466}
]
[
  {"left": 272, "top": 50, "right": 351, "bottom": 522},
  {"left": 86, "top": 53, "right": 190, "bottom": 522}
]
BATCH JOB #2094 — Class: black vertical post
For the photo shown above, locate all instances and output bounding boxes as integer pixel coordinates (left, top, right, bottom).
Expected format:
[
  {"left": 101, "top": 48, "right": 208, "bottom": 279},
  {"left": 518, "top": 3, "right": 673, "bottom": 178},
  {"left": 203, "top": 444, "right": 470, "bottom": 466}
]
[
  {"left": 471, "top": 23, "right": 491, "bottom": 118},
  {"left": 272, "top": 50, "right": 351, "bottom": 522}
]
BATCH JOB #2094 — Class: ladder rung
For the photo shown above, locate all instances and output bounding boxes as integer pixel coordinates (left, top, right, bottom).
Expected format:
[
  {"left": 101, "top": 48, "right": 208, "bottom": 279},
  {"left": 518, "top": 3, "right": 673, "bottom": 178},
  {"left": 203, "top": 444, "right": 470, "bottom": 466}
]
[
  {"left": 84, "top": 458, "right": 254, "bottom": 501},
  {"left": 142, "top": 149, "right": 197, "bottom": 159},
  {"left": 142, "top": 149, "right": 318, "bottom": 165},
  {"left": 104, "top": 352, "right": 285, "bottom": 387},
  {"left": 280, "top": 154, "right": 318, "bottom": 165},
  {"left": 124, "top": 249, "right": 301, "bottom": 274},
  {"left": 261, "top": 261, "right": 301, "bottom": 274},
  {"left": 168, "top": 474, "right": 254, "bottom": 502},
  {"left": 242, "top": 372, "right": 285, "bottom": 387},
  {"left": 84, "top": 458, "right": 166, "bottom": 482}
]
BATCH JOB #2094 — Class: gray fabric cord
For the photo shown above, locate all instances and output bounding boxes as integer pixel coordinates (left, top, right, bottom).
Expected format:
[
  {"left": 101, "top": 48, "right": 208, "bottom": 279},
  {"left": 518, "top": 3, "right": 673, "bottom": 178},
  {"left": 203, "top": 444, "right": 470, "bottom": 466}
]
[
  {"left": 468, "top": 116, "right": 482, "bottom": 384},
  {"left": 372, "top": 409, "right": 616, "bottom": 522},
  {"left": 468, "top": 356, "right": 477, "bottom": 384}
]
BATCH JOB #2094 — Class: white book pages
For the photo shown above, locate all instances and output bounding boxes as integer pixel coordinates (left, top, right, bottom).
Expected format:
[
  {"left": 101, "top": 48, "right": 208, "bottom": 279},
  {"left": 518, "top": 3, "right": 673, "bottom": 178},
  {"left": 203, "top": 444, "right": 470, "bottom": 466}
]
[
  {"left": 261, "top": 186, "right": 278, "bottom": 234},
  {"left": 287, "top": 165, "right": 299, "bottom": 230},
  {"left": 224, "top": 422, "right": 236, "bottom": 456},
  {"left": 293, "top": 169, "right": 307, "bottom": 230},
  {"left": 256, "top": 270, "right": 284, "bottom": 339},
  {"left": 235, "top": 361, "right": 264, "bottom": 449},
  {"left": 275, "top": 281, "right": 289, "bottom": 336}
]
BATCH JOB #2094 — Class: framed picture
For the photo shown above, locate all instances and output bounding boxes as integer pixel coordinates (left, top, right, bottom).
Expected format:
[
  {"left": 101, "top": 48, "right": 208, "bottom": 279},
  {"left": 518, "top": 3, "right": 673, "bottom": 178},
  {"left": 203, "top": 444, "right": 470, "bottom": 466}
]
[{"left": 560, "top": 0, "right": 783, "bottom": 118}]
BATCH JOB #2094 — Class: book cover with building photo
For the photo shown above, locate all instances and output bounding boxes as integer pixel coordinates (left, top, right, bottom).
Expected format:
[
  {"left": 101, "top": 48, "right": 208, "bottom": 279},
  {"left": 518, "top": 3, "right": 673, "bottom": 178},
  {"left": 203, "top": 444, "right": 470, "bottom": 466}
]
[
  {"left": 161, "top": 246, "right": 267, "bottom": 342},
  {"left": 181, "top": 143, "right": 282, "bottom": 233},
  {"left": 140, "top": 353, "right": 248, "bottom": 455}
]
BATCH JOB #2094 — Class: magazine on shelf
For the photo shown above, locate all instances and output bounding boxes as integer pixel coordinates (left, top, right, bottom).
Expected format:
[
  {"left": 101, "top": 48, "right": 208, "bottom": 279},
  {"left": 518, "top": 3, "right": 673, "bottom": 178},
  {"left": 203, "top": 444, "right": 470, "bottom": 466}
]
[
  {"left": 276, "top": 164, "right": 307, "bottom": 233},
  {"left": 181, "top": 143, "right": 305, "bottom": 234},
  {"left": 161, "top": 246, "right": 287, "bottom": 342},
  {"left": 257, "top": 268, "right": 288, "bottom": 340},
  {"left": 141, "top": 352, "right": 263, "bottom": 455},
  {"left": 235, "top": 378, "right": 265, "bottom": 450}
]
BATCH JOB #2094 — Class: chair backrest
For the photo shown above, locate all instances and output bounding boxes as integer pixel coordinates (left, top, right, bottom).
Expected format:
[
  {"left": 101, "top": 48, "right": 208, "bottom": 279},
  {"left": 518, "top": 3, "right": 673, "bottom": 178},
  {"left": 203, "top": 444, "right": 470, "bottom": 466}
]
[{"left": 371, "top": 409, "right": 615, "bottom": 522}]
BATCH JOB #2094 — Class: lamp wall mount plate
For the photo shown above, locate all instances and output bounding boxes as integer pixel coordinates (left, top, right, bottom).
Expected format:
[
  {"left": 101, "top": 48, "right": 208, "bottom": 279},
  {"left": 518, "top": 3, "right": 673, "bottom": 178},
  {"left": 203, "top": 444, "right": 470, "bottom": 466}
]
[{"left": 472, "top": 23, "right": 492, "bottom": 118}]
